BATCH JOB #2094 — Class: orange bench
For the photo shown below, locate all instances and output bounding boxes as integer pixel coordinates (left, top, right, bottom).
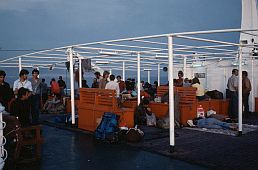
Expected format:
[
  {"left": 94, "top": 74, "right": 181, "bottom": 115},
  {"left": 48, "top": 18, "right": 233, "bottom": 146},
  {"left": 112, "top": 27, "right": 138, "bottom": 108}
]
[
  {"left": 157, "top": 86, "right": 229, "bottom": 126},
  {"left": 78, "top": 88, "right": 134, "bottom": 132}
]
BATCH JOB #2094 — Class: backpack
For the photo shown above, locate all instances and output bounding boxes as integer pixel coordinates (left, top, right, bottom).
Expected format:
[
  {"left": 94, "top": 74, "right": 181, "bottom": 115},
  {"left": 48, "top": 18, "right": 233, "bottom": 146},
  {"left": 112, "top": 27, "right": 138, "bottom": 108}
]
[
  {"left": 51, "top": 81, "right": 60, "bottom": 94},
  {"left": 95, "top": 112, "right": 119, "bottom": 143}
]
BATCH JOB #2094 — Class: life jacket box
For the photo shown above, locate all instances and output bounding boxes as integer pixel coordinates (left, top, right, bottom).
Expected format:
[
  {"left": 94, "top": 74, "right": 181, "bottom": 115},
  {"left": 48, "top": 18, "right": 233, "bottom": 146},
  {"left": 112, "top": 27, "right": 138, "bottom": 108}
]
[
  {"left": 209, "top": 99, "right": 220, "bottom": 114},
  {"left": 180, "top": 103, "right": 197, "bottom": 126},
  {"left": 149, "top": 102, "right": 169, "bottom": 119},
  {"left": 220, "top": 99, "right": 229, "bottom": 116}
]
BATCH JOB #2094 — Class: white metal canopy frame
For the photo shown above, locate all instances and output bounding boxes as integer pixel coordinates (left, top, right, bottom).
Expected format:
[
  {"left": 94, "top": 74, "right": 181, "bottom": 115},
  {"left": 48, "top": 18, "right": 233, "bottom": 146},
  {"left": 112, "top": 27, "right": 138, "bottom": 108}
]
[{"left": 1, "top": 28, "right": 258, "bottom": 150}]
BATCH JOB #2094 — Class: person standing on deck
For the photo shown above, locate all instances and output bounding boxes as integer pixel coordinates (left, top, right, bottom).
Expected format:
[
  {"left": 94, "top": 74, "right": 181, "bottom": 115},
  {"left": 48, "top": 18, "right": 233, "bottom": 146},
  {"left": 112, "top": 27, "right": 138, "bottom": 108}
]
[
  {"left": 58, "top": 76, "right": 66, "bottom": 97},
  {"left": 175, "top": 70, "right": 184, "bottom": 87},
  {"left": 242, "top": 71, "right": 251, "bottom": 117},
  {"left": 105, "top": 75, "right": 120, "bottom": 97},
  {"left": 116, "top": 75, "right": 126, "bottom": 93},
  {"left": 13, "top": 69, "right": 32, "bottom": 95},
  {"left": 99, "top": 70, "right": 110, "bottom": 89},
  {"left": 93, "top": 71, "right": 102, "bottom": 88},
  {"left": 0, "top": 70, "right": 13, "bottom": 111},
  {"left": 41, "top": 78, "right": 48, "bottom": 106},
  {"left": 227, "top": 69, "right": 239, "bottom": 120},
  {"left": 31, "top": 69, "right": 42, "bottom": 125}
]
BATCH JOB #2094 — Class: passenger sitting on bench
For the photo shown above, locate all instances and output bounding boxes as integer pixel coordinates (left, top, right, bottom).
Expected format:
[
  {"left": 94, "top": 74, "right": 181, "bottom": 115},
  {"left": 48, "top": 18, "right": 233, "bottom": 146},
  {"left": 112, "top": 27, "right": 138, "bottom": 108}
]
[
  {"left": 192, "top": 117, "right": 237, "bottom": 131},
  {"left": 10, "top": 87, "right": 31, "bottom": 127},
  {"left": 134, "top": 98, "right": 156, "bottom": 126},
  {"left": 191, "top": 77, "right": 206, "bottom": 101}
]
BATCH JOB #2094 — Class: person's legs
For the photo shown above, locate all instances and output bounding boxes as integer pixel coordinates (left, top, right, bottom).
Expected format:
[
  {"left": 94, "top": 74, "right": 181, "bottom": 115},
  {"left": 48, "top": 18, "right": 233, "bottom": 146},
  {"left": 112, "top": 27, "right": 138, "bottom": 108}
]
[
  {"left": 243, "top": 93, "right": 250, "bottom": 117},
  {"left": 230, "top": 92, "right": 238, "bottom": 119},
  {"left": 31, "top": 94, "right": 41, "bottom": 124},
  {"left": 207, "top": 118, "right": 231, "bottom": 129}
]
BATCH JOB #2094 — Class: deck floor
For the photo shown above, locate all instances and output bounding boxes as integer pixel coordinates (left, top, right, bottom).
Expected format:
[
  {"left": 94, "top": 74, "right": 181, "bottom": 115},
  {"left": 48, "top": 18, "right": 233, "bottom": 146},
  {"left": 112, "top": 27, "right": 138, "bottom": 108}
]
[{"left": 6, "top": 113, "right": 258, "bottom": 170}]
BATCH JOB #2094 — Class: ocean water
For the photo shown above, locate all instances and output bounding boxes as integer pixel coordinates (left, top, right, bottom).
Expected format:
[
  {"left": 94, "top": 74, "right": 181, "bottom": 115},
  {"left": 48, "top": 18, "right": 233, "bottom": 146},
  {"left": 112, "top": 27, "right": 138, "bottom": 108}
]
[{"left": 2, "top": 67, "right": 169, "bottom": 90}]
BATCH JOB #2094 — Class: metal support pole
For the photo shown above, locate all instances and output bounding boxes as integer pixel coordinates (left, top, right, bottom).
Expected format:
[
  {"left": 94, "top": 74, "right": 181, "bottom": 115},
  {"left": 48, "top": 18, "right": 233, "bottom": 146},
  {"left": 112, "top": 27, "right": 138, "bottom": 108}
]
[
  {"left": 238, "top": 46, "right": 243, "bottom": 136},
  {"left": 137, "top": 53, "right": 141, "bottom": 105},
  {"left": 122, "top": 61, "right": 125, "bottom": 81},
  {"left": 79, "top": 58, "right": 82, "bottom": 88},
  {"left": 69, "top": 48, "right": 76, "bottom": 125},
  {"left": 251, "top": 58, "right": 254, "bottom": 112},
  {"left": 168, "top": 36, "right": 175, "bottom": 151},
  {"left": 158, "top": 63, "right": 160, "bottom": 86},
  {"left": 109, "top": 69, "right": 112, "bottom": 75},
  {"left": 18, "top": 57, "right": 22, "bottom": 72},
  {"left": 183, "top": 56, "right": 187, "bottom": 78},
  {"left": 147, "top": 70, "right": 150, "bottom": 83}
]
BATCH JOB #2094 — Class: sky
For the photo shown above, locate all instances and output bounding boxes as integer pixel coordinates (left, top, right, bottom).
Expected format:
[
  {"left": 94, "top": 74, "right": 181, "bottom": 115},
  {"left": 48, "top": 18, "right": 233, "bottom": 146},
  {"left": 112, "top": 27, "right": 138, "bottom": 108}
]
[
  {"left": 0, "top": 0, "right": 242, "bottom": 60},
  {"left": 0, "top": 0, "right": 244, "bottom": 85}
]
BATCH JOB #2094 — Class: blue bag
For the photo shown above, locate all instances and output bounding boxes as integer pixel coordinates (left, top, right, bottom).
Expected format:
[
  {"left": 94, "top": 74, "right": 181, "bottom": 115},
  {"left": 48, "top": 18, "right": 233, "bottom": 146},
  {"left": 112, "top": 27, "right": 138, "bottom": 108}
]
[{"left": 95, "top": 112, "right": 119, "bottom": 142}]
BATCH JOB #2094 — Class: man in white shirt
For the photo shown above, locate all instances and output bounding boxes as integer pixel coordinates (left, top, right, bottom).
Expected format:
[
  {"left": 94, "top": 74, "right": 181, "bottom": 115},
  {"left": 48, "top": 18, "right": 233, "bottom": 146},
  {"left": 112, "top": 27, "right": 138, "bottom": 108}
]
[
  {"left": 227, "top": 69, "right": 238, "bottom": 119},
  {"left": 105, "top": 74, "right": 120, "bottom": 98},
  {"left": 13, "top": 69, "right": 32, "bottom": 95}
]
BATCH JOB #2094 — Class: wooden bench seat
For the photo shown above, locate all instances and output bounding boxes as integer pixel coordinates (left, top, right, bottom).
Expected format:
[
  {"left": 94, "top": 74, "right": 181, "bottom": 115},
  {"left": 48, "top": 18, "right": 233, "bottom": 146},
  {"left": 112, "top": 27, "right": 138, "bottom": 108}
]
[{"left": 78, "top": 88, "right": 134, "bottom": 132}]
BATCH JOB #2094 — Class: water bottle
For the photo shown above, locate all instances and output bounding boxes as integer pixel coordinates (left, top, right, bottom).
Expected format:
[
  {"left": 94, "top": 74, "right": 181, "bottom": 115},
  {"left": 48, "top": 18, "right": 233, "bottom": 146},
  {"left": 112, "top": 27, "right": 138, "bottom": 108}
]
[{"left": 197, "top": 105, "right": 205, "bottom": 118}]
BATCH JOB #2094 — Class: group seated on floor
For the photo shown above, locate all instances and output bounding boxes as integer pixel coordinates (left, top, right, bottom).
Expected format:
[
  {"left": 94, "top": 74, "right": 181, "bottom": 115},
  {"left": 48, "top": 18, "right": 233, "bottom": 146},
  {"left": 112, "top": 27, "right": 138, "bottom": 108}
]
[{"left": 41, "top": 94, "right": 65, "bottom": 114}]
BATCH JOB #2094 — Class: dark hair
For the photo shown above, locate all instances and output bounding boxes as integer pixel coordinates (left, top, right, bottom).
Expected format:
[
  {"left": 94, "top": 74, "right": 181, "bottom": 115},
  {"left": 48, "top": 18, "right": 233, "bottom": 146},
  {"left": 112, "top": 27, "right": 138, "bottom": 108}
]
[
  {"left": 0, "top": 70, "right": 6, "bottom": 77},
  {"left": 242, "top": 71, "right": 248, "bottom": 77},
  {"left": 42, "top": 78, "right": 45, "bottom": 82},
  {"left": 19, "top": 69, "right": 29, "bottom": 77},
  {"left": 32, "top": 69, "right": 39, "bottom": 74},
  {"left": 103, "top": 71, "right": 110, "bottom": 77},
  {"left": 17, "top": 87, "right": 29, "bottom": 99},
  {"left": 192, "top": 77, "right": 200, "bottom": 84},
  {"left": 51, "top": 78, "right": 55, "bottom": 81},
  {"left": 59, "top": 76, "right": 62, "bottom": 79},
  {"left": 178, "top": 70, "right": 184, "bottom": 76},
  {"left": 232, "top": 69, "right": 238, "bottom": 74},
  {"left": 110, "top": 74, "right": 115, "bottom": 81},
  {"left": 116, "top": 75, "right": 121, "bottom": 79},
  {"left": 142, "top": 98, "right": 150, "bottom": 105},
  {"left": 94, "top": 71, "right": 100, "bottom": 76}
]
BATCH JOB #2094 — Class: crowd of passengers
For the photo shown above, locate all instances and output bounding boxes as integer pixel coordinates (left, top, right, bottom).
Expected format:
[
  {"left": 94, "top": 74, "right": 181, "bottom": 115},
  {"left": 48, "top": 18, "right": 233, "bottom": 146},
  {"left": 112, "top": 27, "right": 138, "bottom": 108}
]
[{"left": 0, "top": 68, "right": 252, "bottom": 130}]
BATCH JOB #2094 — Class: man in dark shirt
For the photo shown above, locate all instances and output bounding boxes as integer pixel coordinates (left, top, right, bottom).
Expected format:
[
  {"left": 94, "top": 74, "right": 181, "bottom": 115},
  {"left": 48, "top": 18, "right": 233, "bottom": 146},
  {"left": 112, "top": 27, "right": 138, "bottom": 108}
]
[
  {"left": 0, "top": 70, "right": 13, "bottom": 111},
  {"left": 57, "top": 76, "right": 66, "bottom": 97},
  {"left": 10, "top": 87, "right": 31, "bottom": 127}
]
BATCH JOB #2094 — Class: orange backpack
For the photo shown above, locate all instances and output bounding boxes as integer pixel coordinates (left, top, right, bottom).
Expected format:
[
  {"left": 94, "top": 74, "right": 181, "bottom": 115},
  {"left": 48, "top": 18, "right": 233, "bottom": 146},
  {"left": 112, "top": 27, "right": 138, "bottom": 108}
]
[{"left": 51, "top": 81, "right": 60, "bottom": 94}]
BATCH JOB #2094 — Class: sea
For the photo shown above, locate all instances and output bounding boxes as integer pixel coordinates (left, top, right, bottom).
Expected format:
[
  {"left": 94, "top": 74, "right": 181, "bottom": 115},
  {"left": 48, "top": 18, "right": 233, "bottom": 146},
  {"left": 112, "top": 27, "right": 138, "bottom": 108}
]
[{"left": 2, "top": 67, "right": 169, "bottom": 90}]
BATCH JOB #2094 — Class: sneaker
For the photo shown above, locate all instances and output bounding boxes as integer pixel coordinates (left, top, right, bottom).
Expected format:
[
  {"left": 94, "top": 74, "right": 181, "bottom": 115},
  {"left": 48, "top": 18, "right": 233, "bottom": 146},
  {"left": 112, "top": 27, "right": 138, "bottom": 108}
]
[{"left": 187, "top": 120, "right": 195, "bottom": 127}]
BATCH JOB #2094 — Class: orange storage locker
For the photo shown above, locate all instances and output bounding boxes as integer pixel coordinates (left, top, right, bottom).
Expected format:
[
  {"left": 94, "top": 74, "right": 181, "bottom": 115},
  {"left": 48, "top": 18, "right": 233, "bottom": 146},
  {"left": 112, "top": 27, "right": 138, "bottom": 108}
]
[
  {"left": 255, "top": 97, "right": 258, "bottom": 113},
  {"left": 149, "top": 102, "right": 169, "bottom": 119},
  {"left": 78, "top": 107, "right": 95, "bottom": 132},
  {"left": 180, "top": 104, "right": 197, "bottom": 126},
  {"left": 220, "top": 99, "right": 229, "bottom": 116},
  {"left": 209, "top": 100, "right": 220, "bottom": 113}
]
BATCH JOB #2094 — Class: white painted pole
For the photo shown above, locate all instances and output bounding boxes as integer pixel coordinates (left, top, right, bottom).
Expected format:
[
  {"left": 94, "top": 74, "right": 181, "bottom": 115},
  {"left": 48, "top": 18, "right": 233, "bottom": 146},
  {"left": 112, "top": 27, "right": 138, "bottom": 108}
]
[
  {"left": 158, "top": 63, "right": 160, "bottom": 86},
  {"left": 137, "top": 53, "right": 141, "bottom": 105},
  {"left": 109, "top": 69, "right": 112, "bottom": 75},
  {"left": 238, "top": 45, "right": 243, "bottom": 135},
  {"left": 79, "top": 58, "right": 82, "bottom": 88},
  {"left": 69, "top": 48, "right": 76, "bottom": 125},
  {"left": 168, "top": 36, "right": 175, "bottom": 151},
  {"left": 147, "top": 70, "right": 150, "bottom": 83},
  {"left": 183, "top": 56, "right": 187, "bottom": 78},
  {"left": 122, "top": 61, "right": 125, "bottom": 81},
  {"left": 18, "top": 57, "right": 22, "bottom": 72},
  {"left": 251, "top": 58, "right": 254, "bottom": 112}
]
